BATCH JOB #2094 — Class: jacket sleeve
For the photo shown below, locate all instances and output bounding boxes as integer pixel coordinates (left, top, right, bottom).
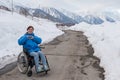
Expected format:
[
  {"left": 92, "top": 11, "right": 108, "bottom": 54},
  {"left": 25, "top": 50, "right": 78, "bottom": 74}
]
[
  {"left": 18, "top": 35, "right": 27, "bottom": 45},
  {"left": 33, "top": 36, "right": 42, "bottom": 44}
]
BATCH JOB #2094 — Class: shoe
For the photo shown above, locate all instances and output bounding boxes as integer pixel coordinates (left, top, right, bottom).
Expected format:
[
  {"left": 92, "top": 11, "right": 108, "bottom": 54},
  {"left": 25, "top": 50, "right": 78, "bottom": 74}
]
[
  {"left": 37, "top": 66, "right": 42, "bottom": 72},
  {"left": 44, "top": 65, "right": 48, "bottom": 71}
]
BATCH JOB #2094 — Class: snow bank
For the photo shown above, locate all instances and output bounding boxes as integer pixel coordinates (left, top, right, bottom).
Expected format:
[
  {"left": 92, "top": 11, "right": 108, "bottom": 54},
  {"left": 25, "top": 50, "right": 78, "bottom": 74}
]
[
  {"left": 0, "top": 10, "right": 63, "bottom": 69},
  {"left": 69, "top": 22, "right": 120, "bottom": 80}
]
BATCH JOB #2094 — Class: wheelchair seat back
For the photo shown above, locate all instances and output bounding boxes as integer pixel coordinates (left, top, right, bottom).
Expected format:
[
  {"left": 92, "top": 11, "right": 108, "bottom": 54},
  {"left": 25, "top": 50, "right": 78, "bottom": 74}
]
[{"left": 23, "top": 48, "right": 34, "bottom": 59}]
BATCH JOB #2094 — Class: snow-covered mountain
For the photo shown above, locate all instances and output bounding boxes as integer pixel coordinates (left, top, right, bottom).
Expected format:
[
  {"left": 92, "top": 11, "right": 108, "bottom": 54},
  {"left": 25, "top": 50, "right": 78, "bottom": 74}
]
[
  {"left": 14, "top": 5, "right": 31, "bottom": 16},
  {"left": 102, "top": 10, "right": 120, "bottom": 22},
  {"left": 79, "top": 11, "right": 120, "bottom": 24},
  {"left": 83, "top": 15, "right": 104, "bottom": 24},
  {"left": 105, "top": 16, "right": 115, "bottom": 22},
  {"left": 12, "top": 5, "right": 77, "bottom": 25},
  {"left": 32, "top": 8, "right": 64, "bottom": 24},
  {"left": 59, "top": 9, "right": 83, "bottom": 23},
  {"left": 34, "top": 7, "right": 77, "bottom": 24},
  {"left": 0, "top": 0, "right": 11, "bottom": 8},
  {"left": 1, "top": 0, "right": 120, "bottom": 25}
]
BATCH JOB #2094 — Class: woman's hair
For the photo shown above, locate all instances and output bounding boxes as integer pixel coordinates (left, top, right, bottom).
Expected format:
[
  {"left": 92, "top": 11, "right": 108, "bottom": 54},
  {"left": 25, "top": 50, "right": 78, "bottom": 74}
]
[{"left": 27, "top": 26, "right": 34, "bottom": 30}]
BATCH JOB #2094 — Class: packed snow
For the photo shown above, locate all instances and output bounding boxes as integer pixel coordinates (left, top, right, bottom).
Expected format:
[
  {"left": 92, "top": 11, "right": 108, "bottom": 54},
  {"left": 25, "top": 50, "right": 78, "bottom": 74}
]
[
  {"left": 0, "top": 10, "right": 63, "bottom": 69},
  {"left": 68, "top": 22, "right": 120, "bottom": 80}
]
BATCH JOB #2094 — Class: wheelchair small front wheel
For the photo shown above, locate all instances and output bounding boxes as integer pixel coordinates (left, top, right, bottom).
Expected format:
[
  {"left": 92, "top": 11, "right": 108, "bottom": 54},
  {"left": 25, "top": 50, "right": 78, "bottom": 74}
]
[
  {"left": 45, "top": 71, "right": 48, "bottom": 74},
  {"left": 27, "top": 70, "right": 32, "bottom": 77},
  {"left": 17, "top": 52, "right": 29, "bottom": 74}
]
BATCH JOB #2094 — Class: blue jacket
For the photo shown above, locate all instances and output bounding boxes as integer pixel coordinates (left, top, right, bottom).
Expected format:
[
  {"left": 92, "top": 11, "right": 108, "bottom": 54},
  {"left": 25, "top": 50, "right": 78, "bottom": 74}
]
[{"left": 18, "top": 32, "right": 42, "bottom": 53}]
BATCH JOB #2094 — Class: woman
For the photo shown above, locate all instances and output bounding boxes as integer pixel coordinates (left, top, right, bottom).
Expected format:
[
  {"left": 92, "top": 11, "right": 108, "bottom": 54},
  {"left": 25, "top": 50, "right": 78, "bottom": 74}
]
[{"left": 18, "top": 26, "right": 48, "bottom": 72}]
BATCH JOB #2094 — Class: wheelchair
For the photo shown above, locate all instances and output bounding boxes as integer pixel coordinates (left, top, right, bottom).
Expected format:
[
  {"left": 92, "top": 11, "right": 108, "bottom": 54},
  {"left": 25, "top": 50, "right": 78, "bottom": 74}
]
[{"left": 17, "top": 45, "right": 50, "bottom": 77}]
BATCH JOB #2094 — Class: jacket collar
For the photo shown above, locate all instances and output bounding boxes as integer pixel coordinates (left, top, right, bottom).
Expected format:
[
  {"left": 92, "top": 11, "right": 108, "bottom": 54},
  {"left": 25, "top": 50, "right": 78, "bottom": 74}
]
[{"left": 25, "top": 32, "right": 34, "bottom": 36}]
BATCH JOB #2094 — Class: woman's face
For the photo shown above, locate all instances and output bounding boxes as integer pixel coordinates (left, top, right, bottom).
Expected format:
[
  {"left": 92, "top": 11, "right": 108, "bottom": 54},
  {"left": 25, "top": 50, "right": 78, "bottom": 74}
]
[{"left": 27, "top": 28, "right": 34, "bottom": 34}]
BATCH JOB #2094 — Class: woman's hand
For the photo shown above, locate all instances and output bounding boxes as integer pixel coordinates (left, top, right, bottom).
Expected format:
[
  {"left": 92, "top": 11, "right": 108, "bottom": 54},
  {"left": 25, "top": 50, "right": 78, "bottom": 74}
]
[{"left": 27, "top": 35, "right": 34, "bottom": 39}]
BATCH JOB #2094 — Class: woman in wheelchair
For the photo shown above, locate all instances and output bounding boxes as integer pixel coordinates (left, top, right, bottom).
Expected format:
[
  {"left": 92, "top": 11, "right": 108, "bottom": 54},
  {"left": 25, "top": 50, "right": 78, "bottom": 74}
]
[{"left": 18, "top": 26, "right": 48, "bottom": 73}]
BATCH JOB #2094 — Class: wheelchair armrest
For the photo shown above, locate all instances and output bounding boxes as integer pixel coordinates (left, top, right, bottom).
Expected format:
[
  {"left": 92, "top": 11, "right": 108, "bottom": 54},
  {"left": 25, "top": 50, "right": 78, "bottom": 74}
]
[
  {"left": 38, "top": 44, "right": 45, "bottom": 49},
  {"left": 23, "top": 48, "right": 28, "bottom": 53}
]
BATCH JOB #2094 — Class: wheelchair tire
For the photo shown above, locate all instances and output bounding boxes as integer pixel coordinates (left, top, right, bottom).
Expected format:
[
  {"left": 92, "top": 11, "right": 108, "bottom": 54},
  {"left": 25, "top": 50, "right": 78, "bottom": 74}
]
[{"left": 17, "top": 52, "right": 29, "bottom": 74}]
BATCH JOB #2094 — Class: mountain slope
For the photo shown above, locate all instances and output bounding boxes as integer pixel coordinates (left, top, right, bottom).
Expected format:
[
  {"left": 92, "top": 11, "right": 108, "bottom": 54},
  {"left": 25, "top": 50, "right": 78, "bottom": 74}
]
[
  {"left": 83, "top": 15, "right": 104, "bottom": 24},
  {"left": 40, "top": 7, "right": 77, "bottom": 24},
  {"left": 1, "top": 0, "right": 120, "bottom": 25},
  {"left": 59, "top": 9, "right": 83, "bottom": 23}
]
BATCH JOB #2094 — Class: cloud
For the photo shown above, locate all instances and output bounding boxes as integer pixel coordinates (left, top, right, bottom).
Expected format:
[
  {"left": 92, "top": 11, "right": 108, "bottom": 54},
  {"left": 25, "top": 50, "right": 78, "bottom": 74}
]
[
  {"left": 14, "top": 0, "right": 120, "bottom": 12},
  {"left": 38, "top": 0, "right": 120, "bottom": 12},
  {"left": 63, "top": 0, "right": 120, "bottom": 11}
]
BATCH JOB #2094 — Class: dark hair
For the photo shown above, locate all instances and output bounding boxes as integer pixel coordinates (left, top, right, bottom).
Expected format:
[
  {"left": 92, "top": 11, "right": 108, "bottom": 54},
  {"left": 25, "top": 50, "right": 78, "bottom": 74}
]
[{"left": 27, "top": 26, "right": 34, "bottom": 31}]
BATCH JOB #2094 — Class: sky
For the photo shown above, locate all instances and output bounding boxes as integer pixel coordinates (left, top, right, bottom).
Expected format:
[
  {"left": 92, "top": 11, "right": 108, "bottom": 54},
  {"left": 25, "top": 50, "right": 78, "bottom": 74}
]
[
  {"left": 38, "top": 0, "right": 120, "bottom": 12},
  {"left": 11, "top": 0, "right": 120, "bottom": 13}
]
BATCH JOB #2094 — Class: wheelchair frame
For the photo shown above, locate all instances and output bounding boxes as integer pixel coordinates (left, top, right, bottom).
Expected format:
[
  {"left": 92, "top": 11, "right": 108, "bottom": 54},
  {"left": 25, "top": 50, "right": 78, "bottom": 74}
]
[{"left": 17, "top": 45, "right": 50, "bottom": 76}]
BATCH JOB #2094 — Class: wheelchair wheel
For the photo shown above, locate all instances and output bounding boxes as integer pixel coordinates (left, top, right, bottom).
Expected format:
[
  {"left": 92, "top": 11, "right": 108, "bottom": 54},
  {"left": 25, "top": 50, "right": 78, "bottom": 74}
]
[{"left": 17, "top": 52, "right": 29, "bottom": 74}]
